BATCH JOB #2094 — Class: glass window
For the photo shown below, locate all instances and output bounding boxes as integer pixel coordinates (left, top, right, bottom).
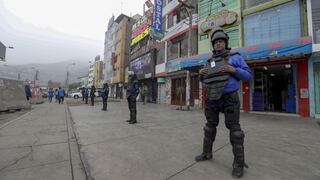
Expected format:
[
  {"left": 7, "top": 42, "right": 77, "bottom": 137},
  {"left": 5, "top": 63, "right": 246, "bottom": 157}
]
[
  {"left": 180, "top": 34, "right": 188, "bottom": 58},
  {"left": 167, "top": 13, "right": 174, "bottom": 29},
  {"left": 312, "top": 0, "right": 320, "bottom": 43},
  {"left": 245, "top": 0, "right": 272, "bottom": 9},
  {"left": 167, "top": 41, "right": 179, "bottom": 60}
]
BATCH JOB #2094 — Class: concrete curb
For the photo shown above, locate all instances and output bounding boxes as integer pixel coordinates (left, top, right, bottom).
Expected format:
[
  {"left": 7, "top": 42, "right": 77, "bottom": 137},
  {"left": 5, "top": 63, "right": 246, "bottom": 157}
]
[{"left": 66, "top": 106, "right": 95, "bottom": 180}]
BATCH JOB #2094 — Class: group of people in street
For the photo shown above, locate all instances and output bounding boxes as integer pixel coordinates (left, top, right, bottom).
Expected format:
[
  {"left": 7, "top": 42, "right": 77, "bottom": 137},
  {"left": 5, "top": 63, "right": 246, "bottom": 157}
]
[
  {"left": 80, "top": 84, "right": 110, "bottom": 111},
  {"left": 47, "top": 87, "right": 65, "bottom": 104},
  {"left": 81, "top": 85, "right": 97, "bottom": 106},
  {"left": 39, "top": 28, "right": 252, "bottom": 178}
]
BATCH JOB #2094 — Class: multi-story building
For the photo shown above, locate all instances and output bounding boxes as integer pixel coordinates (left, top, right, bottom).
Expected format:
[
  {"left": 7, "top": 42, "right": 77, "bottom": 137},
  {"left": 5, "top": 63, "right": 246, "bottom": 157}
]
[
  {"left": 111, "top": 14, "right": 135, "bottom": 99},
  {"left": 159, "top": 0, "right": 199, "bottom": 106},
  {"left": 88, "top": 63, "right": 94, "bottom": 87},
  {"left": 129, "top": 9, "right": 161, "bottom": 103},
  {"left": 103, "top": 15, "right": 118, "bottom": 97},
  {"left": 93, "top": 55, "right": 103, "bottom": 87}
]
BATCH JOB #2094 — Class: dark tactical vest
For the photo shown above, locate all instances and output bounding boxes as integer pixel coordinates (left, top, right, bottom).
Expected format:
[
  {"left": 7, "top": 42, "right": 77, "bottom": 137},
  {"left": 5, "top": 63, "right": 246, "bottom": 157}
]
[{"left": 203, "top": 54, "right": 231, "bottom": 100}]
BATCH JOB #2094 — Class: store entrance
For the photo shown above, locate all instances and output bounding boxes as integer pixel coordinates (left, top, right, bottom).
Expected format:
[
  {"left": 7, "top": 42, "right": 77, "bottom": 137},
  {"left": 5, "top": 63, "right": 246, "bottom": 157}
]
[{"left": 252, "top": 65, "right": 296, "bottom": 113}]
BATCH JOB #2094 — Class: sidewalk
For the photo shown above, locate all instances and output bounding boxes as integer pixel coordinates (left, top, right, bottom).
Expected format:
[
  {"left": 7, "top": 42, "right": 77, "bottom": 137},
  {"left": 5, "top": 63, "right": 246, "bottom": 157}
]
[
  {"left": 69, "top": 101, "right": 320, "bottom": 180},
  {"left": 0, "top": 102, "right": 85, "bottom": 180}
]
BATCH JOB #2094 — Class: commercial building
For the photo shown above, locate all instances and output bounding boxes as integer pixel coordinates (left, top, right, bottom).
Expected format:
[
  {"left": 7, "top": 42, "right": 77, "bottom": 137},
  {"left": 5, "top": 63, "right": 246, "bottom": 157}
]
[
  {"left": 111, "top": 14, "right": 135, "bottom": 99},
  {"left": 103, "top": 15, "right": 118, "bottom": 97},
  {"left": 159, "top": 0, "right": 199, "bottom": 106}
]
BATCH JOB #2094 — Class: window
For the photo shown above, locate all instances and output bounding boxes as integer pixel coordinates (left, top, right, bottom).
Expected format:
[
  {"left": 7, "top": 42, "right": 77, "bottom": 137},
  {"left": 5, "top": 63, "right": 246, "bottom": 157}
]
[
  {"left": 167, "top": 13, "right": 174, "bottom": 29},
  {"left": 245, "top": 0, "right": 272, "bottom": 9},
  {"left": 312, "top": 0, "right": 320, "bottom": 43},
  {"left": 167, "top": 41, "right": 179, "bottom": 60},
  {"left": 180, "top": 34, "right": 188, "bottom": 58}
]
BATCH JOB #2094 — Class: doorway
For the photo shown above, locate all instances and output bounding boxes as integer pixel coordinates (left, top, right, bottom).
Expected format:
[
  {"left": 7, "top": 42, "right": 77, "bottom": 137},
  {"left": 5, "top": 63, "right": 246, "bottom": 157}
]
[
  {"left": 252, "top": 64, "right": 296, "bottom": 113},
  {"left": 171, "top": 77, "right": 186, "bottom": 105}
]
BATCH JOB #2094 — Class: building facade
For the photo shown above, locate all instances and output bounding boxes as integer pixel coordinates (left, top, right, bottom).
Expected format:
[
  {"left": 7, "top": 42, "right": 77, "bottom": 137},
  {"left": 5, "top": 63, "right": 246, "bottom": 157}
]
[
  {"left": 88, "top": 63, "right": 94, "bottom": 87},
  {"left": 111, "top": 14, "right": 135, "bottom": 99},
  {"left": 93, "top": 56, "right": 104, "bottom": 87},
  {"left": 103, "top": 15, "right": 118, "bottom": 86},
  {"left": 160, "top": 0, "right": 199, "bottom": 107}
]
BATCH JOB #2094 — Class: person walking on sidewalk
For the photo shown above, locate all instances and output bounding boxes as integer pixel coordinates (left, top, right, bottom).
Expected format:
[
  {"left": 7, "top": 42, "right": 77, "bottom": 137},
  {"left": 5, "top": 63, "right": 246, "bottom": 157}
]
[
  {"left": 81, "top": 86, "right": 85, "bottom": 101},
  {"left": 58, "top": 87, "right": 65, "bottom": 104},
  {"left": 195, "top": 27, "right": 252, "bottom": 179},
  {"left": 24, "top": 84, "right": 32, "bottom": 101},
  {"left": 90, "top": 85, "right": 96, "bottom": 106},
  {"left": 84, "top": 87, "right": 89, "bottom": 104},
  {"left": 126, "top": 71, "right": 139, "bottom": 124},
  {"left": 100, "top": 82, "right": 109, "bottom": 111},
  {"left": 48, "top": 87, "right": 54, "bottom": 103}
]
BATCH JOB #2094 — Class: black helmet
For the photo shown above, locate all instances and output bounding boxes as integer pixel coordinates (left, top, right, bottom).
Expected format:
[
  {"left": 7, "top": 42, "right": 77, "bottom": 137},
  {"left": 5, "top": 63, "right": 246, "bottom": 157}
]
[{"left": 210, "top": 27, "right": 229, "bottom": 49}]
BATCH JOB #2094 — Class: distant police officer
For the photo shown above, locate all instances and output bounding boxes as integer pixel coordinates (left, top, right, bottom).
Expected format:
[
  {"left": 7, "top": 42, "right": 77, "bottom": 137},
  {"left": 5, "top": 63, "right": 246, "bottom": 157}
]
[
  {"left": 195, "top": 27, "right": 252, "bottom": 178},
  {"left": 101, "top": 82, "right": 109, "bottom": 111},
  {"left": 126, "top": 71, "right": 139, "bottom": 124}
]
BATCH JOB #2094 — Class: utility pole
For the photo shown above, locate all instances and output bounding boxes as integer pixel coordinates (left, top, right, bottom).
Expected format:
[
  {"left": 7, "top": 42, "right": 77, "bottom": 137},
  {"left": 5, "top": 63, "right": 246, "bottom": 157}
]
[{"left": 178, "top": 0, "right": 194, "bottom": 110}]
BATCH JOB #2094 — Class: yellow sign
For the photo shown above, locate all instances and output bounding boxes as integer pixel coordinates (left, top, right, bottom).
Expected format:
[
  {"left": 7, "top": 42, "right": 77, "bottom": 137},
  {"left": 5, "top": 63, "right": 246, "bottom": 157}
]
[{"left": 131, "top": 28, "right": 150, "bottom": 46}]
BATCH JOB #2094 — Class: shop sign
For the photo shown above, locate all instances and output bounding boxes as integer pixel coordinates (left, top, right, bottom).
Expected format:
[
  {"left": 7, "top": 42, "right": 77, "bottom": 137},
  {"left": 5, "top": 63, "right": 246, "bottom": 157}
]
[
  {"left": 132, "top": 15, "right": 152, "bottom": 39},
  {"left": 200, "top": 10, "right": 238, "bottom": 33},
  {"left": 153, "top": 0, "right": 163, "bottom": 34},
  {"left": 130, "top": 53, "right": 153, "bottom": 79},
  {"left": 131, "top": 28, "right": 150, "bottom": 46}
]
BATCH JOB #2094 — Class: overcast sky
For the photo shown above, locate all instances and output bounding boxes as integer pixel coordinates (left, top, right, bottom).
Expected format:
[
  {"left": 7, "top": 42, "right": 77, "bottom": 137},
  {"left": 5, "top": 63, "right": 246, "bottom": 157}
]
[
  {"left": 0, "top": 0, "right": 147, "bottom": 65},
  {"left": 3, "top": 0, "right": 146, "bottom": 41}
]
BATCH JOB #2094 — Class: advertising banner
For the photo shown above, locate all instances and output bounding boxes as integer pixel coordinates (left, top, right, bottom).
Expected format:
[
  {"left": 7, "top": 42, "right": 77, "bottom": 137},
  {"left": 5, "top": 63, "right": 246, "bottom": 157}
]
[
  {"left": 153, "top": 0, "right": 163, "bottom": 34},
  {"left": 130, "top": 53, "right": 153, "bottom": 79}
]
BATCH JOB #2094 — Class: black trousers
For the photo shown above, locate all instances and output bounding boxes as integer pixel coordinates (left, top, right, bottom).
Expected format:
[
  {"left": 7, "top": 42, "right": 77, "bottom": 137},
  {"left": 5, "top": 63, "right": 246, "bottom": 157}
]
[
  {"left": 59, "top": 97, "right": 64, "bottom": 104},
  {"left": 90, "top": 96, "right": 95, "bottom": 106},
  {"left": 102, "top": 97, "right": 108, "bottom": 110},
  {"left": 85, "top": 96, "right": 88, "bottom": 104},
  {"left": 202, "top": 91, "right": 245, "bottom": 167},
  {"left": 127, "top": 98, "right": 137, "bottom": 121}
]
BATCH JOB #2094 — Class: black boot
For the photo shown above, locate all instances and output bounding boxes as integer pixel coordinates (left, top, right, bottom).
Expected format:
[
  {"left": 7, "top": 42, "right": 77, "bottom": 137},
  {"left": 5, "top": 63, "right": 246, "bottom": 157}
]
[
  {"left": 102, "top": 102, "right": 107, "bottom": 111},
  {"left": 195, "top": 126, "right": 216, "bottom": 162},
  {"left": 230, "top": 130, "right": 248, "bottom": 178}
]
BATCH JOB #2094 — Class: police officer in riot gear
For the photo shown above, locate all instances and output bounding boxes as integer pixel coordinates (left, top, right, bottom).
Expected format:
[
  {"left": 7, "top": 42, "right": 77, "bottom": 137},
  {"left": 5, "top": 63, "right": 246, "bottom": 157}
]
[
  {"left": 195, "top": 27, "right": 252, "bottom": 178},
  {"left": 101, "top": 82, "right": 109, "bottom": 111},
  {"left": 126, "top": 71, "right": 139, "bottom": 124}
]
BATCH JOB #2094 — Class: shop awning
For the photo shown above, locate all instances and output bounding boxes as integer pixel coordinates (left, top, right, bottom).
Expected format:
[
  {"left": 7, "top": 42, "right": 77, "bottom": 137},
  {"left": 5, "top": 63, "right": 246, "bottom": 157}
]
[{"left": 166, "top": 37, "right": 313, "bottom": 73}]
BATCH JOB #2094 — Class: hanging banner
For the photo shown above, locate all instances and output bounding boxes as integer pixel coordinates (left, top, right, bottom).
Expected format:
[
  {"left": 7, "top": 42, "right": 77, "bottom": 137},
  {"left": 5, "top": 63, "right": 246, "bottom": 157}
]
[{"left": 153, "top": 0, "right": 163, "bottom": 34}]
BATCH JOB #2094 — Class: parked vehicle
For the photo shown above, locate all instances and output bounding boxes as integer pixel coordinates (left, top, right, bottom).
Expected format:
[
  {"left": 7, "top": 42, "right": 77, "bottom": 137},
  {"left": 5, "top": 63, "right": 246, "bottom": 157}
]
[{"left": 71, "top": 92, "right": 82, "bottom": 99}]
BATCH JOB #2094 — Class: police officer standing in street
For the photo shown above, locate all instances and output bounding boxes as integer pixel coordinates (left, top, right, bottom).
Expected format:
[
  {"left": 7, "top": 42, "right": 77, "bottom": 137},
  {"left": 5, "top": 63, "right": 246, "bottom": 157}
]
[
  {"left": 195, "top": 27, "right": 252, "bottom": 178},
  {"left": 126, "top": 71, "right": 139, "bottom": 124},
  {"left": 101, "top": 82, "right": 109, "bottom": 111}
]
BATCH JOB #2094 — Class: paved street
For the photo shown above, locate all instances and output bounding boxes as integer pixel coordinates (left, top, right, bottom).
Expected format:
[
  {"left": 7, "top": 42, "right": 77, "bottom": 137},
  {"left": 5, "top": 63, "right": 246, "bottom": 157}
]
[
  {"left": 0, "top": 102, "right": 85, "bottom": 180},
  {"left": 69, "top": 100, "right": 320, "bottom": 180}
]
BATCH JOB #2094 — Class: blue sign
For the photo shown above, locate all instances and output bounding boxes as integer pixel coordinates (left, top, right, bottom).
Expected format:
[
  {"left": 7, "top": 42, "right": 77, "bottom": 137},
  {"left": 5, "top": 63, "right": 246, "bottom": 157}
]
[{"left": 153, "top": 0, "right": 163, "bottom": 33}]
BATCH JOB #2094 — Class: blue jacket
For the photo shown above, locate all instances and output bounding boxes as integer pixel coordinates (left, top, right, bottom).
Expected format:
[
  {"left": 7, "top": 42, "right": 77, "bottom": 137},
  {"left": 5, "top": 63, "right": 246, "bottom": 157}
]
[
  {"left": 48, "top": 88, "right": 54, "bottom": 97},
  {"left": 127, "top": 80, "right": 139, "bottom": 99},
  {"left": 58, "top": 88, "right": 65, "bottom": 97},
  {"left": 83, "top": 88, "right": 89, "bottom": 97},
  {"left": 25, "top": 85, "right": 31, "bottom": 97},
  {"left": 202, "top": 53, "right": 252, "bottom": 94}
]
